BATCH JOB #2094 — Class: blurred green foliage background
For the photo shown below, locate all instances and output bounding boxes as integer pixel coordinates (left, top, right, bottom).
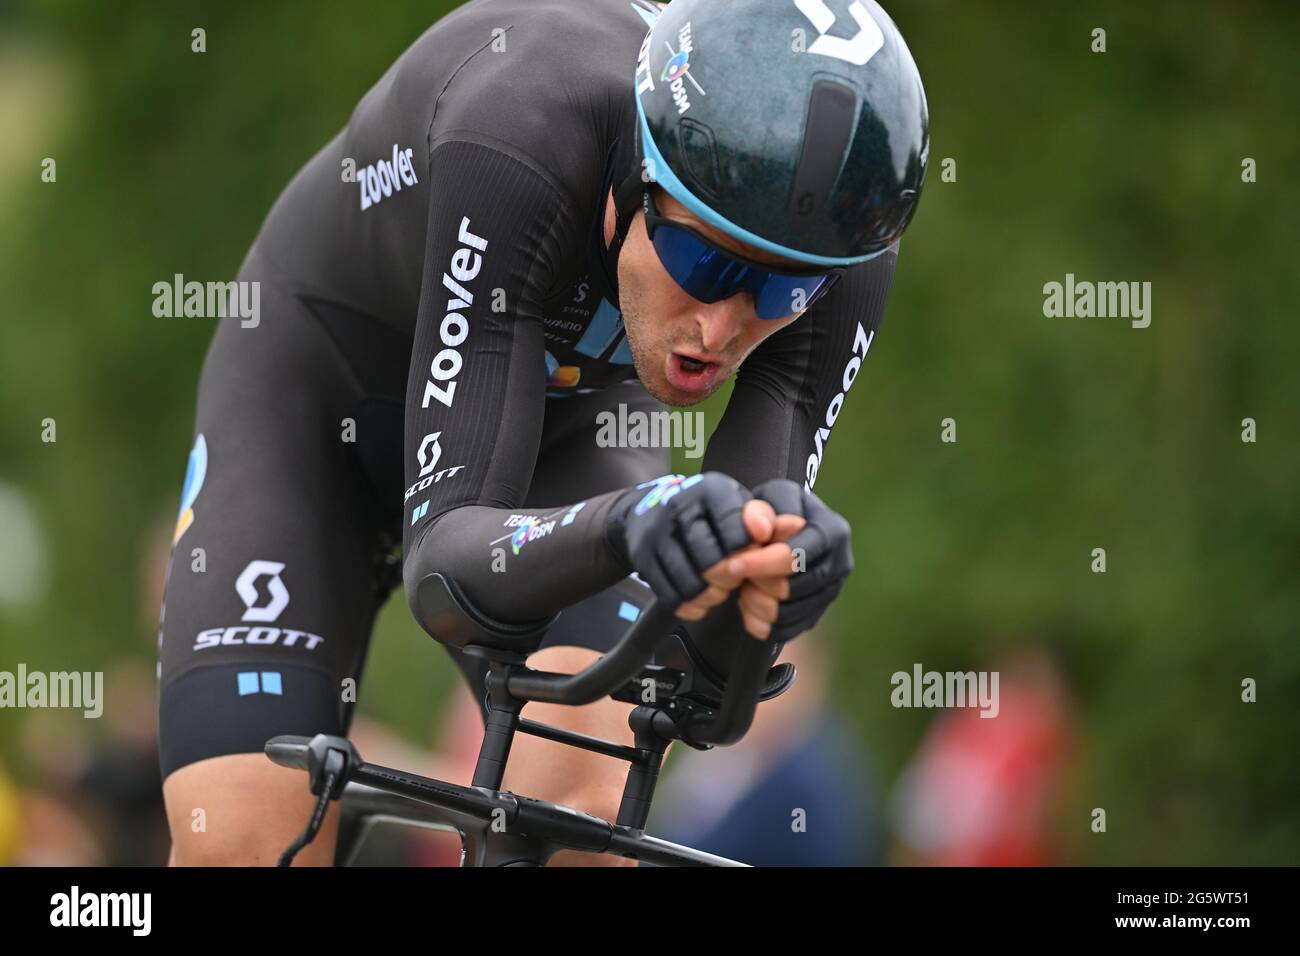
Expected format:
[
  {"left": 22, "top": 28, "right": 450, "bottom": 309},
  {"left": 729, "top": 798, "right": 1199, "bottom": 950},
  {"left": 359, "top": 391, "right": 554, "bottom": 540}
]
[{"left": 0, "top": 1, "right": 1296, "bottom": 864}]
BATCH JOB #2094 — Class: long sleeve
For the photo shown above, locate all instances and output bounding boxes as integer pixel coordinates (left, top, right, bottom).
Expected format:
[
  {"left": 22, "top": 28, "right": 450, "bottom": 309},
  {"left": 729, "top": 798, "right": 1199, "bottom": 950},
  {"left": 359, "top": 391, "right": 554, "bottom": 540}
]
[
  {"left": 679, "top": 245, "right": 899, "bottom": 674},
  {"left": 401, "top": 141, "right": 638, "bottom": 629}
]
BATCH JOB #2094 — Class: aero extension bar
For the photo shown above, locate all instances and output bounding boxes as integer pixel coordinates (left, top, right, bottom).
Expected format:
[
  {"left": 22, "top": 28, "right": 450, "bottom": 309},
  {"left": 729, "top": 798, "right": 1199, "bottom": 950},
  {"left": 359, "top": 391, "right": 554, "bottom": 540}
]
[
  {"left": 493, "top": 598, "right": 781, "bottom": 746},
  {"left": 502, "top": 602, "right": 678, "bottom": 706}
]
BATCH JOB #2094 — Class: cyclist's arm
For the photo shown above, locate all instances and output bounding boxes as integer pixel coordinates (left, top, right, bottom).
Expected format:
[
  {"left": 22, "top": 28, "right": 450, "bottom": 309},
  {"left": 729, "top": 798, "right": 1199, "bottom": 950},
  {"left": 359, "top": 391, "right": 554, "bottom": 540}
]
[
  {"left": 679, "top": 246, "right": 898, "bottom": 666},
  {"left": 400, "top": 142, "right": 638, "bottom": 631},
  {"left": 701, "top": 244, "right": 898, "bottom": 490}
]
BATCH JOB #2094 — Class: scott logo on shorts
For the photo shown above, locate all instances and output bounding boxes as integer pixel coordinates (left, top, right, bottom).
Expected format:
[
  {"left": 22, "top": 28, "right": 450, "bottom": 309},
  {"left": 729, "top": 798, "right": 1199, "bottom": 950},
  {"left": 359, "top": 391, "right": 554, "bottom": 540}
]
[
  {"left": 237, "top": 559, "right": 290, "bottom": 622},
  {"left": 192, "top": 560, "right": 325, "bottom": 653}
]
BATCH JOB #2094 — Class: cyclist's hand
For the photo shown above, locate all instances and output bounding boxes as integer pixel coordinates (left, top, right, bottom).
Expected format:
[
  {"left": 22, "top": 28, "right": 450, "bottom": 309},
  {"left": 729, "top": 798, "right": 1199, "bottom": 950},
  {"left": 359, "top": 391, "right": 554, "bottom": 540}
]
[
  {"left": 677, "top": 499, "right": 799, "bottom": 635},
  {"left": 608, "top": 472, "right": 755, "bottom": 615},
  {"left": 726, "top": 479, "right": 854, "bottom": 643},
  {"left": 733, "top": 510, "right": 807, "bottom": 639}
]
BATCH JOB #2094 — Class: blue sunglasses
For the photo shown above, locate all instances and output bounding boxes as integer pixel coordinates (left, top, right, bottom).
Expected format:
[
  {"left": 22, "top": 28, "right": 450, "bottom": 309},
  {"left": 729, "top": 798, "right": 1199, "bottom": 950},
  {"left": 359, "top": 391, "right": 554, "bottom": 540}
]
[{"left": 642, "top": 190, "right": 843, "bottom": 320}]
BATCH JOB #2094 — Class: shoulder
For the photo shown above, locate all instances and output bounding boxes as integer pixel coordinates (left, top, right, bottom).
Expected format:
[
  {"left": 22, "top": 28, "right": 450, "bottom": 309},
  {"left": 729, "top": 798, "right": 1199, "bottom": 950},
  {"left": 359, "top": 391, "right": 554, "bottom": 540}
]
[{"left": 423, "top": 0, "right": 647, "bottom": 194}]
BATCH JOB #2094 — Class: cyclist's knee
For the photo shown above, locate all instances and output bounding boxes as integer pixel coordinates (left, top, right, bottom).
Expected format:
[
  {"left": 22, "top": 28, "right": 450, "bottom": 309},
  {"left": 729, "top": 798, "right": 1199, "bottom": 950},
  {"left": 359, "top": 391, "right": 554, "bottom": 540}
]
[{"left": 163, "top": 753, "right": 339, "bottom": 867}]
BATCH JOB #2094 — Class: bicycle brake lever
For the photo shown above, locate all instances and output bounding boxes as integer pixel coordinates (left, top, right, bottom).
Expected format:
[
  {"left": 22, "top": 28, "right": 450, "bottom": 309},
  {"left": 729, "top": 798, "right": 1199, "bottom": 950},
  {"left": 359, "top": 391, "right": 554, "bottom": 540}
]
[{"left": 305, "top": 733, "right": 362, "bottom": 800}]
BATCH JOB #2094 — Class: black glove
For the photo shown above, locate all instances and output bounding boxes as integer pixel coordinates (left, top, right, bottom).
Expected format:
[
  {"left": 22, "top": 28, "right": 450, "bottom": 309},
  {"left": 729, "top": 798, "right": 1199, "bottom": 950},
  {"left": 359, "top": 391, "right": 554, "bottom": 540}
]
[
  {"left": 749, "top": 479, "right": 854, "bottom": 642},
  {"left": 607, "top": 472, "right": 754, "bottom": 609}
]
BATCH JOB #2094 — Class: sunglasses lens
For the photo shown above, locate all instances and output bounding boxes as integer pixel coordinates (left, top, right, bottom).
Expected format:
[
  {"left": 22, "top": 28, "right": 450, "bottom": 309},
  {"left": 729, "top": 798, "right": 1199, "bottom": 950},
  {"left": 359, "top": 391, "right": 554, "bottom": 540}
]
[
  {"left": 651, "top": 224, "right": 755, "bottom": 303},
  {"left": 753, "top": 272, "right": 837, "bottom": 319},
  {"left": 650, "top": 219, "right": 838, "bottom": 319}
]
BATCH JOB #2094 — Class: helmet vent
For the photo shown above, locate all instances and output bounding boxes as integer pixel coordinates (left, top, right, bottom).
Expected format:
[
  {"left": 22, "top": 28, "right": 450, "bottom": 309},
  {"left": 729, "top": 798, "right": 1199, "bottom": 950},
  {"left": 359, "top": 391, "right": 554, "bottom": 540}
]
[
  {"left": 676, "top": 118, "right": 722, "bottom": 202},
  {"left": 789, "top": 78, "right": 856, "bottom": 229}
]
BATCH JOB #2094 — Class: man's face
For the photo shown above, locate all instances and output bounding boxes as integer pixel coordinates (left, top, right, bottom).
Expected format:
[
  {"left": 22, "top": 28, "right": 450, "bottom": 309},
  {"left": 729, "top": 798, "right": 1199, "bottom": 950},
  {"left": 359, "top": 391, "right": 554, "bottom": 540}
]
[{"left": 610, "top": 185, "right": 810, "bottom": 406}]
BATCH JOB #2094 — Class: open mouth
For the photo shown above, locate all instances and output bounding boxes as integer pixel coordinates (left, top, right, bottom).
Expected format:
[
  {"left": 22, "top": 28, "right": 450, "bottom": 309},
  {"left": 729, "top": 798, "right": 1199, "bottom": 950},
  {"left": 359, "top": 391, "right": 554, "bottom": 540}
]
[{"left": 665, "top": 351, "right": 721, "bottom": 394}]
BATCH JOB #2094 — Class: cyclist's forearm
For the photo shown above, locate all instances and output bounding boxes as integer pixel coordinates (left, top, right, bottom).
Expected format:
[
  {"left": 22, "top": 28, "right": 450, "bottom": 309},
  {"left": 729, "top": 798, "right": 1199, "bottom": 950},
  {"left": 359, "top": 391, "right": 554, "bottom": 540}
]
[{"left": 403, "top": 488, "right": 634, "bottom": 627}]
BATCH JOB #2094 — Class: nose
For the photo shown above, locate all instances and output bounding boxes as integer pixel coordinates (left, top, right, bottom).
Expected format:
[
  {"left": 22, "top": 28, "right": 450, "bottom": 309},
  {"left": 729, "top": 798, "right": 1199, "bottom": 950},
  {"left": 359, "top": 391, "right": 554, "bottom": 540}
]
[{"left": 692, "top": 294, "right": 754, "bottom": 354}]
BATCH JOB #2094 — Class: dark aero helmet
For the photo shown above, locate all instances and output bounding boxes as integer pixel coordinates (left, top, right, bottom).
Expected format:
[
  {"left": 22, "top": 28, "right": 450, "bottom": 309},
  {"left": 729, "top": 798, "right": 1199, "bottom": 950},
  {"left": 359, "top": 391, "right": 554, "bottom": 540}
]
[{"left": 629, "top": 0, "right": 929, "bottom": 267}]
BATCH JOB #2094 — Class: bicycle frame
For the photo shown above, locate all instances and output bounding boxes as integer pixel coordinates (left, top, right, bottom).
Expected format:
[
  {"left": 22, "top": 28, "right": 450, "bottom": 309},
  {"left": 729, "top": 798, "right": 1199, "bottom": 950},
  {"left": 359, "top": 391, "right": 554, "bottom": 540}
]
[{"left": 267, "top": 595, "right": 794, "bottom": 866}]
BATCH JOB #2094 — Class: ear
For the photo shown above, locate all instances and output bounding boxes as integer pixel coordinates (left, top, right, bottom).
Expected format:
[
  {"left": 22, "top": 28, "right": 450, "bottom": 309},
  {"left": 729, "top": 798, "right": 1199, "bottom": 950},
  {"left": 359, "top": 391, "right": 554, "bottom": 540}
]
[{"left": 608, "top": 169, "right": 647, "bottom": 255}]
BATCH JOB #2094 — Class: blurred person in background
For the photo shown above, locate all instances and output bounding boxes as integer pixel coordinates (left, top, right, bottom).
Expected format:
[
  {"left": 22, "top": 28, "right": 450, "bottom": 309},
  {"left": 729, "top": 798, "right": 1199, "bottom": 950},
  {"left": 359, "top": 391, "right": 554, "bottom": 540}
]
[
  {"left": 889, "top": 651, "right": 1073, "bottom": 866},
  {"left": 10, "top": 664, "right": 167, "bottom": 866},
  {"left": 66, "top": 662, "right": 169, "bottom": 866},
  {"left": 55, "top": 517, "right": 178, "bottom": 865},
  {"left": 647, "top": 630, "right": 883, "bottom": 866},
  {"left": 9, "top": 711, "right": 106, "bottom": 866},
  {"left": 9, "top": 518, "right": 174, "bottom": 866}
]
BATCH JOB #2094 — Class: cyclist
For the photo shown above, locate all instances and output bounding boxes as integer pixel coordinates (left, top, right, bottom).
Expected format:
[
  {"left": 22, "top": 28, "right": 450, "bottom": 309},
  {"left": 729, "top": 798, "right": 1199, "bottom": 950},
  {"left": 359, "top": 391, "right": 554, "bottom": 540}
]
[{"left": 158, "top": 0, "right": 928, "bottom": 866}]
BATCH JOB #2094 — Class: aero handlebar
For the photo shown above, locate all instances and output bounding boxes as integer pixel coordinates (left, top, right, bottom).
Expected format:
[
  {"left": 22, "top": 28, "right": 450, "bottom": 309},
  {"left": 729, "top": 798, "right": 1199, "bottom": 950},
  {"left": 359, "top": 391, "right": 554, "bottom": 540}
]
[{"left": 497, "top": 597, "right": 780, "bottom": 746}]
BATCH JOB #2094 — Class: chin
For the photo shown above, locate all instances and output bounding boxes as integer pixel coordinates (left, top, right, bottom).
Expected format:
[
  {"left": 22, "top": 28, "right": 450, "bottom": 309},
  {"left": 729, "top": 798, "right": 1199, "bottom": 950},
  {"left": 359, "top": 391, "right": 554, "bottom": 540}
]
[
  {"left": 639, "top": 377, "right": 688, "bottom": 407},
  {"left": 642, "top": 375, "right": 722, "bottom": 408}
]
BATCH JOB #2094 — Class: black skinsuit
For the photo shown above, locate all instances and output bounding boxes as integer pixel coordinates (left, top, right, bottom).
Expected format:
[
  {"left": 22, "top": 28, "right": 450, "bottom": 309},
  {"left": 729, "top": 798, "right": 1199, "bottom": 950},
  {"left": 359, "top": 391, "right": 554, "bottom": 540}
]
[{"left": 158, "top": 0, "right": 897, "bottom": 778}]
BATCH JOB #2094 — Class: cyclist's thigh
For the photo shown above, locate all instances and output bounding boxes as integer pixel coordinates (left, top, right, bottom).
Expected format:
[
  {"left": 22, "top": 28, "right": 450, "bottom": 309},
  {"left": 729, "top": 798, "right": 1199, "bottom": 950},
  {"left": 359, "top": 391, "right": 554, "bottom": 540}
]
[{"left": 159, "top": 260, "right": 401, "bottom": 864}]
